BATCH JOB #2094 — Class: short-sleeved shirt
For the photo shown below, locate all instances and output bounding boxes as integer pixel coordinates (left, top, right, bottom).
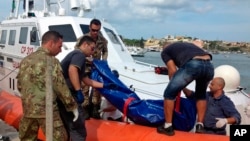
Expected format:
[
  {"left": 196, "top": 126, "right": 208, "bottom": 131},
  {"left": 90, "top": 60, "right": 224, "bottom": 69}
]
[
  {"left": 61, "top": 49, "right": 87, "bottom": 90},
  {"left": 187, "top": 91, "right": 241, "bottom": 133},
  {"left": 161, "top": 42, "right": 212, "bottom": 67},
  {"left": 204, "top": 92, "right": 241, "bottom": 129}
]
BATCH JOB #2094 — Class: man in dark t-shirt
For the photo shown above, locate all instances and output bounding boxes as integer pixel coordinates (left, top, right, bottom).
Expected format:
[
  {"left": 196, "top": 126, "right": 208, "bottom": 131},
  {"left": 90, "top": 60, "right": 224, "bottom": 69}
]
[
  {"left": 61, "top": 50, "right": 87, "bottom": 90},
  {"left": 183, "top": 77, "right": 241, "bottom": 135},
  {"left": 59, "top": 36, "right": 106, "bottom": 141},
  {"left": 157, "top": 41, "right": 214, "bottom": 136}
]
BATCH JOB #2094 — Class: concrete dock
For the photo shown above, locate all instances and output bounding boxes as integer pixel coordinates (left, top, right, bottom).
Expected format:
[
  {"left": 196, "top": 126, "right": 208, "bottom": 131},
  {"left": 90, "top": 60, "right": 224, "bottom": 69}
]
[{"left": 0, "top": 119, "right": 19, "bottom": 141}]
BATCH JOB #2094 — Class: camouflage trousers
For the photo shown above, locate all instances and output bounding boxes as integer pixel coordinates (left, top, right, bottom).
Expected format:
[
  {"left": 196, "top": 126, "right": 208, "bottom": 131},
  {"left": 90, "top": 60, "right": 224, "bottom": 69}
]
[
  {"left": 81, "top": 82, "right": 101, "bottom": 107},
  {"left": 81, "top": 64, "right": 101, "bottom": 107},
  {"left": 19, "top": 112, "right": 68, "bottom": 141}
]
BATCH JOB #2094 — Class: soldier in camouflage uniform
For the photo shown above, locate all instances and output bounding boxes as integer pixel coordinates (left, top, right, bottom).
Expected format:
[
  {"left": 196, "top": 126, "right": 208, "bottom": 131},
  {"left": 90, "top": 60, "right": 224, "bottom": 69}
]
[
  {"left": 75, "top": 18, "right": 108, "bottom": 119},
  {"left": 17, "top": 31, "right": 78, "bottom": 141}
]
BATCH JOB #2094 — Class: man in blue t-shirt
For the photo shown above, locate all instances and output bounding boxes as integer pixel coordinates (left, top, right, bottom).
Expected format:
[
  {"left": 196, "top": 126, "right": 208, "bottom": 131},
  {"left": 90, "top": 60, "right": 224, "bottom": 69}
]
[{"left": 183, "top": 77, "right": 241, "bottom": 135}]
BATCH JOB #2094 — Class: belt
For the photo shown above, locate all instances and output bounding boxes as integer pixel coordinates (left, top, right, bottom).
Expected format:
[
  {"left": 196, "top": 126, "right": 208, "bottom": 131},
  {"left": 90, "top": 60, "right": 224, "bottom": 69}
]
[
  {"left": 192, "top": 58, "right": 211, "bottom": 61},
  {"left": 192, "top": 55, "right": 211, "bottom": 61}
]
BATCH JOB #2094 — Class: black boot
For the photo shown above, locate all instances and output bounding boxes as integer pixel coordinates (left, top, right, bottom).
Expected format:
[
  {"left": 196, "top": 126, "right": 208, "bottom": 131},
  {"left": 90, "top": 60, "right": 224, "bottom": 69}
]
[
  {"left": 91, "top": 104, "right": 101, "bottom": 119},
  {"left": 0, "top": 135, "right": 10, "bottom": 141},
  {"left": 82, "top": 105, "right": 90, "bottom": 120}
]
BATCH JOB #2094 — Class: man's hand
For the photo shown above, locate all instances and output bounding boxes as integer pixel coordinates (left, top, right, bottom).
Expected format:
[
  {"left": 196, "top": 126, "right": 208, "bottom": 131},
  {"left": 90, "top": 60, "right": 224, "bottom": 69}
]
[
  {"left": 103, "top": 83, "right": 118, "bottom": 89},
  {"left": 76, "top": 90, "right": 84, "bottom": 104},
  {"left": 215, "top": 118, "right": 228, "bottom": 128},
  {"left": 72, "top": 108, "right": 79, "bottom": 122}
]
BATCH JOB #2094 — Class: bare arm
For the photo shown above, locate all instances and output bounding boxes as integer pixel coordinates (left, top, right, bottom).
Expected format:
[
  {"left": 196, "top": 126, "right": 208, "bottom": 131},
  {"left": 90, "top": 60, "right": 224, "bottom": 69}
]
[
  {"left": 166, "top": 60, "right": 177, "bottom": 80},
  {"left": 82, "top": 76, "right": 104, "bottom": 88},
  {"left": 226, "top": 117, "right": 237, "bottom": 124},
  {"left": 68, "top": 65, "right": 81, "bottom": 90},
  {"left": 182, "top": 88, "right": 193, "bottom": 97}
]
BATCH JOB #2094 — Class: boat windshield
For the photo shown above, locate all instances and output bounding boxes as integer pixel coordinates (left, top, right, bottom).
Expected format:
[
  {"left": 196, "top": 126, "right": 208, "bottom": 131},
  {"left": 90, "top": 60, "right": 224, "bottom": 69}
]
[
  {"left": 49, "top": 24, "right": 77, "bottom": 42},
  {"left": 103, "top": 27, "right": 122, "bottom": 45}
]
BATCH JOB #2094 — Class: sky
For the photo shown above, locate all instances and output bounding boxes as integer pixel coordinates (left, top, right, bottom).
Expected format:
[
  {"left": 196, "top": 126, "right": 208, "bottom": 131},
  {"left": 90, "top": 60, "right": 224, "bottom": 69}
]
[{"left": 0, "top": 0, "right": 250, "bottom": 42}]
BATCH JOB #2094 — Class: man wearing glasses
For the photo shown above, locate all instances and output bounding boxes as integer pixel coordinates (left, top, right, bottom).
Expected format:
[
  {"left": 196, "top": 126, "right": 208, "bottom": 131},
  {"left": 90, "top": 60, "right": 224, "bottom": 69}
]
[
  {"left": 60, "top": 35, "right": 115, "bottom": 141},
  {"left": 76, "top": 18, "right": 108, "bottom": 119}
]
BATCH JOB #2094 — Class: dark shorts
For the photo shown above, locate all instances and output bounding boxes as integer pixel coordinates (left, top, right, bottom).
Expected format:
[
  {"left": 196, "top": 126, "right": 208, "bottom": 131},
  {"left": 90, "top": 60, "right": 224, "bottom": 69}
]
[{"left": 164, "top": 59, "right": 214, "bottom": 100}]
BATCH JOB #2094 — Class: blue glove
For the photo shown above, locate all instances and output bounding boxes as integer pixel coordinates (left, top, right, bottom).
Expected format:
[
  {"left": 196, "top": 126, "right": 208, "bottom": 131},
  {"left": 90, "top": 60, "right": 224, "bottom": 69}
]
[
  {"left": 103, "top": 83, "right": 118, "bottom": 89},
  {"left": 76, "top": 90, "right": 84, "bottom": 104}
]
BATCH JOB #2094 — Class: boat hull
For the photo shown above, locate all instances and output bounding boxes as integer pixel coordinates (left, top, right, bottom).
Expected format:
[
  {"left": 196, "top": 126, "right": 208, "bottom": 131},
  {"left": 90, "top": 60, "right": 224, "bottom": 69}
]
[{"left": 0, "top": 90, "right": 229, "bottom": 141}]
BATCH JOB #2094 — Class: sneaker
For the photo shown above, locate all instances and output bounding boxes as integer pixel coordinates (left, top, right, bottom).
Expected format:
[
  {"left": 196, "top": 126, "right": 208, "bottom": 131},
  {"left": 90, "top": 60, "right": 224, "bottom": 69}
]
[
  {"left": 195, "top": 124, "right": 205, "bottom": 133},
  {"left": 157, "top": 125, "right": 175, "bottom": 136}
]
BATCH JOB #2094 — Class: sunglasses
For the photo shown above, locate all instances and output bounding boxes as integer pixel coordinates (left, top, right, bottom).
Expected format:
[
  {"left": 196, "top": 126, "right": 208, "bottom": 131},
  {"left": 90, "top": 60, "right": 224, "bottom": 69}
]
[{"left": 91, "top": 28, "right": 100, "bottom": 32}]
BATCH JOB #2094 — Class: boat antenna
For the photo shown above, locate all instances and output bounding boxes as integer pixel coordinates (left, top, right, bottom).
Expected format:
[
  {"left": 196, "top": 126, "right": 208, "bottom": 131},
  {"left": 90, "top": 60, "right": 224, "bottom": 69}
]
[
  {"left": 93, "top": 0, "right": 96, "bottom": 17},
  {"left": 11, "top": 0, "right": 20, "bottom": 18},
  {"left": 57, "top": 0, "right": 66, "bottom": 16}
]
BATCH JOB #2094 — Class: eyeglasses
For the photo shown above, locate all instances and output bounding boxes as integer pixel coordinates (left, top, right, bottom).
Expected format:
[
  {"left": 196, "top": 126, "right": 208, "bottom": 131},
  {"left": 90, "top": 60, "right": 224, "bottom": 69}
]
[
  {"left": 91, "top": 28, "right": 100, "bottom": 32},
  {"left": 87, "top": 43, "right": 95, "bottom": 48}
]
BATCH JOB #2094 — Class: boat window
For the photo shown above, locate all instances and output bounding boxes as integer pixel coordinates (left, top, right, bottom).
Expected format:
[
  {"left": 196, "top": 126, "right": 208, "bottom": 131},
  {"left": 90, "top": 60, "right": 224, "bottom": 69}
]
[
  {"left": 0, "top": 60, "right": 3, "bottom": 74},
  {"left": 49, "top": 24, "right": 77, "bottom": 42},
  {"left": 7, "top": 57, "right": 13, "bottom": 62},
  {"left": 0, "top": 30, "right": 7, "bottom": 44},
  {"left": 103, "top": 27, "right": 121, "bottom": 45},
  {"left": 80, "top": 24, "right": 89, "bottom": 34},
  {"left": 8, "top": 30, "right": 16, "bottom": 46},
  {"left": 30, "top": 27, "right": 40, "bottom": 46},
  {"left": 19, "top": 27, "right": 28, "bottom": 44},
  {"left": 0, "top": 61, "right": 3, "bottom": 68}
]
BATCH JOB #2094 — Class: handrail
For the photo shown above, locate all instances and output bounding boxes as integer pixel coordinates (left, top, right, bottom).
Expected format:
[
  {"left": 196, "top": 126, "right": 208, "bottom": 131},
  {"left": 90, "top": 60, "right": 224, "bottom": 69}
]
[
  {"left": 128, "top": 85, "right": 162, "bottom": 99},
  {"left": 0, "top": 67, "right": 17, "bottom": 82},
  {"left": 226, "top": 86, "right": 250, "bottom": 98},
  {"left": 240, "top": 89, "right": 250, "bottom": 98},
  {"left": 134, "top": 60, "right": 158, "bottom": 68}
]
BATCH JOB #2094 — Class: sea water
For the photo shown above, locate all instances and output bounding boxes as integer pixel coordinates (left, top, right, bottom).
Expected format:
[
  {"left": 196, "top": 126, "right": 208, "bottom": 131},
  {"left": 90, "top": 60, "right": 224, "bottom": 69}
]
[{"left": 133, "top": 52, "right": 250, "bottom": 94}]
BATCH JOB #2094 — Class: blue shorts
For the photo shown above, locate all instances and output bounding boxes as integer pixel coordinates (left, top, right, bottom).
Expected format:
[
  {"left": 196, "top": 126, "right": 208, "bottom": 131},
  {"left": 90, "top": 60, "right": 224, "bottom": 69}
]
[{"left": 164, "top": 59, "right": 214, "bottom": 100}]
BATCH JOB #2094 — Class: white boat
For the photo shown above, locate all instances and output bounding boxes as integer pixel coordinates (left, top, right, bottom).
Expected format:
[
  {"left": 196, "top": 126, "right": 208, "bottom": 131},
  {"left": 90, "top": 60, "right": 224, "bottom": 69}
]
[
  {"left": 0, "top": 0, "right": 249, "bottom": 139},
  {"left": 126, "top": 46, "right": 147, "bottom": 57}
]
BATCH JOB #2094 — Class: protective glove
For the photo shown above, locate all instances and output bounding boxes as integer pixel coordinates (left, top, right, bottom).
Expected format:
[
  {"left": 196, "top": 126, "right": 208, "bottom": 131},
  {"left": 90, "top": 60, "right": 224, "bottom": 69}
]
[
  {"left": 72, "top": 108, "right": 79, "bottom": 122},
  {"left": 215, "top": 118, "right": 228, "bottom": 128},
  {"left": 86, "top": 56, "right": 93, "bottom": 62},
  {"left": 103, "top": 83, "right": 118, "bottom": 89},
  {"left": 76, "top": 90, "right": 84, "bottom": 104}
]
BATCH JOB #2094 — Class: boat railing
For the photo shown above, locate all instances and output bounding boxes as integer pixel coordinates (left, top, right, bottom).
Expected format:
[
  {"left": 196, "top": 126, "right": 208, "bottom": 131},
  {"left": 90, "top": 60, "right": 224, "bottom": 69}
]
[
  {"left": 129, "top": 86, "right": 162, "bottom": 99},
  {"left": 0, "top": 66, "right": 18, "bottom": 82},
  {"left": 239, "top": 89, "right": 250, "bottom": 99},
  {"left": 226, "top": 86, "right": 250, "bottom": 98},
  {"left": 133, "top": 60, "right": 158, "bottom": 68}
]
